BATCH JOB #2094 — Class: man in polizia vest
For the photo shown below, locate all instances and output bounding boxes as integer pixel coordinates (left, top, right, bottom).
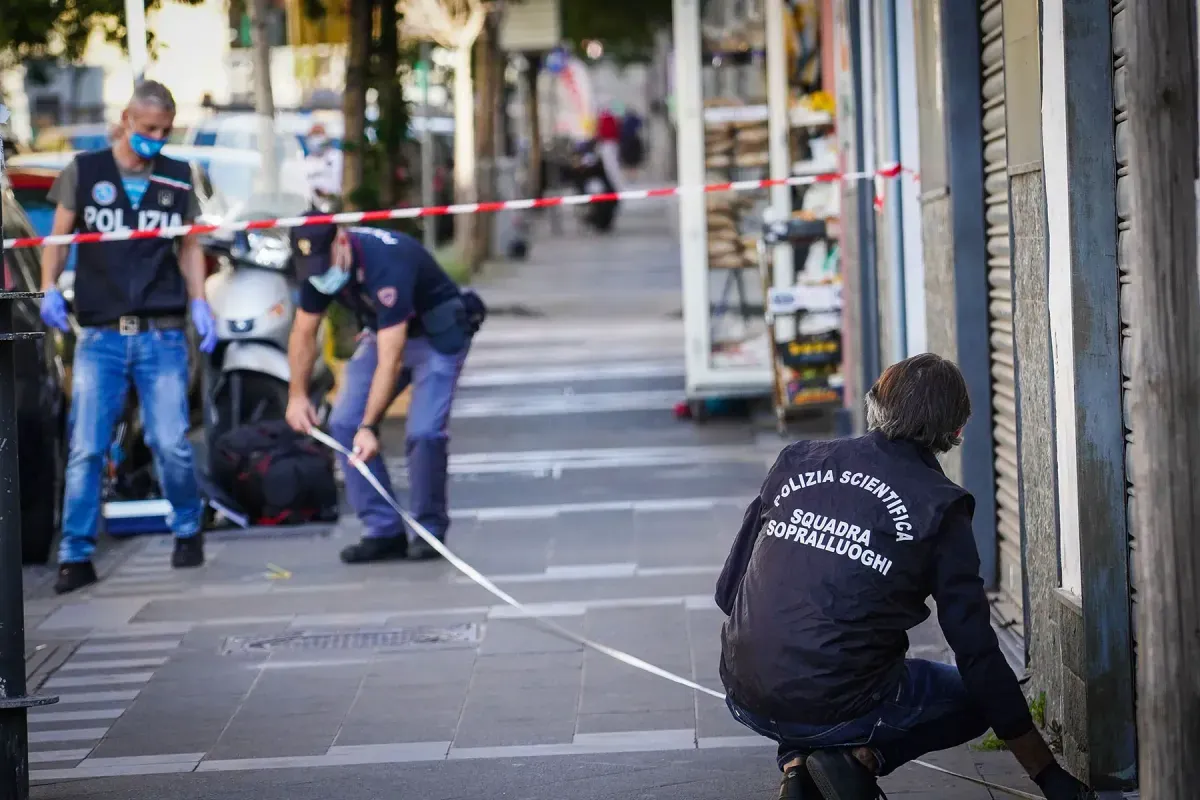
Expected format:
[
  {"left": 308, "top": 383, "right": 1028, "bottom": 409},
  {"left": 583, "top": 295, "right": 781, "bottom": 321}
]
[{"left": 38, "top": 80, "right": 219, "bottom": 595}]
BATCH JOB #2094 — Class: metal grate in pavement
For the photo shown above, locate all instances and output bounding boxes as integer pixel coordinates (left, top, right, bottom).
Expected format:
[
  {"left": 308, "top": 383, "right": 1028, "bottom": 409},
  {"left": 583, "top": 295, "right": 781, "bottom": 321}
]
[{"left": 220, "top": 624, "right": 480, "bottom": 654}]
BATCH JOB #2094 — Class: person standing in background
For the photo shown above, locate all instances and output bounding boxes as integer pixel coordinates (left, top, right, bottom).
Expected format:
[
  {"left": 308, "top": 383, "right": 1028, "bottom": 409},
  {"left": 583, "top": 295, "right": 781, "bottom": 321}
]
[
  {"left": 38, "top": 80, "right": 218, "bottom": 594},
  {"left": 618, "top": 107, "right": 646, "bottom": 181},
  {"left": 304, "top": 122, "right": 343, "bottom": 212},
  {"left": 594, "top": 104, "right": 624, "bottom": 191}
]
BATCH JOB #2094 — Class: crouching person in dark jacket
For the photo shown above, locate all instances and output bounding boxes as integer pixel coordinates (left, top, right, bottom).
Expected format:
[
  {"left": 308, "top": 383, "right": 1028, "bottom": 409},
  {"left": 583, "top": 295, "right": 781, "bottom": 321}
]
[{"left": 716, "top": 354, "right": 1094, "bottom": 800}]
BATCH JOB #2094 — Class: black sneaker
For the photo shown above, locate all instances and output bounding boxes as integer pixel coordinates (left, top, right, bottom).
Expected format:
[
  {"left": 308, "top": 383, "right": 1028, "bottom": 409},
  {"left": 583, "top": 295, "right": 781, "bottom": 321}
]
[
  {"left": 172, "top": 534, "right": 205, "bottom": 569},
  {"left": 340, "top": 536, "right": 409, "bottom": 564},
  {"left": 806, "top": 750, "right": 885, "bottom": 800},
  {"left": 780, "top": 765, "right": 820, "bottom": 800},
  {"left": 407, "top": 538, "right": 444, "bottom": 561},
  {"left": 55, "top": 561, "right": 98, "bottom": 595}
]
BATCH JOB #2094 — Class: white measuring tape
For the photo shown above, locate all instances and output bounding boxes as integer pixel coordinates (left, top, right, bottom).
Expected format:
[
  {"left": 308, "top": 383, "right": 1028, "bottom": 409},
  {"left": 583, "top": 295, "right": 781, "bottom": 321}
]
[{"left": 308, "top": 427, "right": 1041, "bottom": 800}]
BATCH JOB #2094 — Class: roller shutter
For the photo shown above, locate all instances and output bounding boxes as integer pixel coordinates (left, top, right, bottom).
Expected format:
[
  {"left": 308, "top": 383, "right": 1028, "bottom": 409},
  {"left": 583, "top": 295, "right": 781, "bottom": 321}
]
[
  {"left": 1112, "top": 0, "right": 1138, "bottom": 653},
  {"left": 979, "top": 0, "right": 1022, "bottom": 614}
]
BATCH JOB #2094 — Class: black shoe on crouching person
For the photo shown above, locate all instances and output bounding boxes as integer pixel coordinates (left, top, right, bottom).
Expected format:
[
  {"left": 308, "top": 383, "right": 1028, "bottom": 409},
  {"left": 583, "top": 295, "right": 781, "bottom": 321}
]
[
  {"left": 779, "top": 764, "right": 820, "bottom": 800},
  {"left": 340, "top": 535, "right": 409, "bottom": 564},
  {"left": 54, "top": 561, "right": 98, "bottom": 595},
  {"left": 807, "top": 749, "right": 886, "bottom": 800}
]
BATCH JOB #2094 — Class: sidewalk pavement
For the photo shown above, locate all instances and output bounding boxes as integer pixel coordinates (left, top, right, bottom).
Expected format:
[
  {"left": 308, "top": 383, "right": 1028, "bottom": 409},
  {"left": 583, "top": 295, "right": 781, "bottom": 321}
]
[{"left": 21, "top": 210, "right": 1043, "bottom": 800}]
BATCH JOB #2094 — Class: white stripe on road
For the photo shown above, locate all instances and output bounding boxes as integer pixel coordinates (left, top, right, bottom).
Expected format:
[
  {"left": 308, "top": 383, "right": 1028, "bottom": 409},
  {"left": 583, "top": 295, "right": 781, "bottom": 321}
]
[
  {"left": 44, "top": 672, "right": 155, "bottom": 689},
  {"left": 463, "top": 343, "right": 681, "bottom": 368},
  {"left": 28, "top": 709, "right": 125, "bottom": 724},
  {"left": 76, "top": 640, "right": 180, "bottom": 655},
  {"left": 473, "top": 322, "right": 682, "bottom": 346},
  {"left": 59, "top": 657, "right": 170, "bottom": 671},
  {"left": 451, "top": 564, "right": 722, "bottom": 586},
  {"left": 31, "top": 731, "right": 769, "bottom": 779},
  {"left": 450, "top": 496, "right": 747, "bottom": 521},
  {"left": 29, "top": 749, "right": 93, "bottom": 764},
  {"left": 29, "top": 728, "right": 110, "bottom": 743},
  {"left": 50, "top": 690, "right": 142, "bottom": 705},
  {"left": 458, "top": 360, "right": 683, "bottom": 388},
  {"left": 389, "top": 444, "right": 766, "bottom": 478},
  {"left": 452, "top": 390, "right": 680, "bottom": 417}
]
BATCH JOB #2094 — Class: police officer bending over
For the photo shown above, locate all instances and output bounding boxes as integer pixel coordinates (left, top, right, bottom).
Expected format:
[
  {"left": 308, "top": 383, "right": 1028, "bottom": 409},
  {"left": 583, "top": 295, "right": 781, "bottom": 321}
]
[
  {"left": 284, "top": 223, "right": 483, "bottom": 563},
  {"left": 39, "top": 80, "right": 219, "bottom": 595},
  {"left": 717, "top": 354, "right": 1094, "bottom": 800}
]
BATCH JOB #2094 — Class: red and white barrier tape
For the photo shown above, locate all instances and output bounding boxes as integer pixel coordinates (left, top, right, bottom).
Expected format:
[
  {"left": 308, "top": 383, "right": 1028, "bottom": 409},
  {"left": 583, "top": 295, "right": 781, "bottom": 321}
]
[{"left": 2, "top": 163, "right": 905, "bottom": 250}]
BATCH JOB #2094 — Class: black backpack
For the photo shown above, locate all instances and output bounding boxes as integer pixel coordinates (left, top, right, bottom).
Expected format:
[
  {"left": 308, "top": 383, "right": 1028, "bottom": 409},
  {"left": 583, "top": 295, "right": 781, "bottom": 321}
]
[{"left": 211, "top": 421, "right": 340, "bottom": 526}]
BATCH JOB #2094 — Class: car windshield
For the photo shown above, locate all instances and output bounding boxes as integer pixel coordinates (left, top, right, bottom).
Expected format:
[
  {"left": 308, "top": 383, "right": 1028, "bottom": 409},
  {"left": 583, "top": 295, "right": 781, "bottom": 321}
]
[{"left": 203, "top": 160, "right": 258, "bottom": 214}]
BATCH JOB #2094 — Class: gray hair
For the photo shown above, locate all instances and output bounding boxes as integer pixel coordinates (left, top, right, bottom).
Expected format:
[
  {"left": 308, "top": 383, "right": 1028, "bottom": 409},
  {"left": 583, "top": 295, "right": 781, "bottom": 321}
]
[
  {"left": 129, "top": 80, "right": 177, "bottom": 114},
  {"left": 865, "top": 353, "right": 971, "bottom": 455}
]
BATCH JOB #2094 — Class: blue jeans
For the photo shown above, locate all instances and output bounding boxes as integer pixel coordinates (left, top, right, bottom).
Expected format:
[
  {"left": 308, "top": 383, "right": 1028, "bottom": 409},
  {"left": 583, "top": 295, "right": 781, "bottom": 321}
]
[
  {"left": 329, "top": 333, "right": 468, "bottom": 542},
  {"left": 727, "top": 659, "right": 990, "bottom": 776},
  {"left": 60, "top": 327, "right": 204, "bottom": 563}
]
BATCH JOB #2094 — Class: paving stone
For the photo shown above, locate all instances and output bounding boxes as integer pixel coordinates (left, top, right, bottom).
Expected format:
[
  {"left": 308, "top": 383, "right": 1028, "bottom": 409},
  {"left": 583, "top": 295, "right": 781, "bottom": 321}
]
[
  {"left": 545, "top": 511, "right": 636, "bottom": 566},
  {"left": 696, "top": 699, "right": 753, "bottom": 739},
  {"left": 574, "top": 709, "right": 696, "bottom": 734},
  {"left": 478, "top": 619, "right": 582, "bottom": 655}
]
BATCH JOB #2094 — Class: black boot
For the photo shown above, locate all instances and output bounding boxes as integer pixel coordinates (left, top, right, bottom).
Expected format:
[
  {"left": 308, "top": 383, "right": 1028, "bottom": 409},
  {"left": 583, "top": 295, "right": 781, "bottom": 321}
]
[
  {"left": 55, "top": 561, "right": 98, "bottom": 595},
  {"left": 806, "top": 750, "right": 884, "bottom": 800},
  {"left": 407, "top": 537, "right": 444, "bottom": 561},
  {"left": 340, "top": 536, "right": 409, "bottom": 564},
  {"left": 172, "top": 534, "right": 205, "bottom": 569},
  {"left": 779, "top": 764, "right": 820, "bottom": 800}
]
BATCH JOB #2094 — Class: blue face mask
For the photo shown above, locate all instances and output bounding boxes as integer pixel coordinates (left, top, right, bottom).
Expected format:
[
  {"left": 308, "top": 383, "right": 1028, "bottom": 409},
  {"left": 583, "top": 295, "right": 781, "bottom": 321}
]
[
  {"left": 308, "top": 265, "right": 351, "bottom": 295},
  {"left": 129, "top": 132, "right": 166, "bottom": 160}
]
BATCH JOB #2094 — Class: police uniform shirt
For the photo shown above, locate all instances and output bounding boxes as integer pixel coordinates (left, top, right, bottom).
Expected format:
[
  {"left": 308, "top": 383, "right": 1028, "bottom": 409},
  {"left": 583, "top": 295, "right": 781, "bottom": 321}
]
[
  {"left": 715, "top": 431, "right": 1034, "bottom": 742},
  {"left": 49, "top": 149, "right": 199, "bottom": 326},
  {"left": 298, "top": 226, "right": 460, "bottom": 333}
]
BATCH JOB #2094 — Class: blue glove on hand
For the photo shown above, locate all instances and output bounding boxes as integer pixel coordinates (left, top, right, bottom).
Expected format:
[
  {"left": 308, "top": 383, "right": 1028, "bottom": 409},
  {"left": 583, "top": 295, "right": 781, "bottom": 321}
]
[
  {"left": 39, "top": 288, "right": 71, "bottom": 333},
  {"left": 190, "top": 298, "right": 218, "bottom": 354}
]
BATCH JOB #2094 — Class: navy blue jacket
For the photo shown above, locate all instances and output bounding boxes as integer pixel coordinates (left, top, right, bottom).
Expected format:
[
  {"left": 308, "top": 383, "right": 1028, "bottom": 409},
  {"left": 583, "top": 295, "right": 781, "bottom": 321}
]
[
  {"left": 716, "top": 431, "right": 1034, "bottom": 741},
  {"left": 299, "top": 226, "right": 459, "bottom": 333}
]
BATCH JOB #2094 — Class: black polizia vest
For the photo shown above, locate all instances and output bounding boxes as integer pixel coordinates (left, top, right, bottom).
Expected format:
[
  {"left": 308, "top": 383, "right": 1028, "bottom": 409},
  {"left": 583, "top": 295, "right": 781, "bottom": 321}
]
[{"left": 72, "top": 149, "right": 192, "bottom": 326}]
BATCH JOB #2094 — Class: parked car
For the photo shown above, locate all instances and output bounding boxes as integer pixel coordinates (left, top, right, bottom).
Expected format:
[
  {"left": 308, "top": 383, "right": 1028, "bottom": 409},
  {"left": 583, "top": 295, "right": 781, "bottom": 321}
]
[
  {"left": 0, "top": 181, "right": 67, "bottom": 564},
  {"left": 178, "top": 113, "right": 309, "bottom": 198},
  {"left": 5, "top": 163, "right": 78, "bottom": 274},
  {"left": 31, "top": 123, "right": 112, "bottom": 153},
  {"left": 9, "top": 145, "right": 267, "bottom": 226}
]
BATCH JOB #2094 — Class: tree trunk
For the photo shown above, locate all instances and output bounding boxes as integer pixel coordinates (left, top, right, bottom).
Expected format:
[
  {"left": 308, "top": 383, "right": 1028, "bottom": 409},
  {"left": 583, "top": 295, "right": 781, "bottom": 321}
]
[
  {"left": 525, "top": 53, "right": 543, "bottom": 198},
  {"left": 1126, "top": 0, "right": 1200, "bottom": 796},
  {"left": 341, "top": 0, "right": 372, "bottom": 210},
  {"left": 247, "top": 0, "right": 280, "bottom": 196},
  {"left": 451, "top": 44, "right": 477, "bottom": 258},
  {"left": 469, "top": 15, "right": 499, "bottom": 268},
  {"left": 376, "top": 0, "right": 400, "bottom": 209}
]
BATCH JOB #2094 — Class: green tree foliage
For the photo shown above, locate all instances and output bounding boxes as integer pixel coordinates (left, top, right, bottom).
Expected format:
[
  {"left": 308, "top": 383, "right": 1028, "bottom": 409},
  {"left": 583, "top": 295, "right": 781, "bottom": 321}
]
[
  {"left": 560, "top": 0, "right": 672, "bottom": 62},
  {"left": 0, "top": 0, "right": 203, "bottom": 69}
]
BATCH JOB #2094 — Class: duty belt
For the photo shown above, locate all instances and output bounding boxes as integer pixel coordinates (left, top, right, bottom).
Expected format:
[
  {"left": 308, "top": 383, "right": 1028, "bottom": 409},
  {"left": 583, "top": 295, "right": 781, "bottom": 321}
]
[{"left": 97, "top": 315, "right": 188, "bottom": 335}]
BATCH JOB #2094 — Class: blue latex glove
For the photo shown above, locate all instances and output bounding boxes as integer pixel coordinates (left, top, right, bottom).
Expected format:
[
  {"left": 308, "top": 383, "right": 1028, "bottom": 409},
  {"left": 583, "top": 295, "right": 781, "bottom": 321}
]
[
  {"left": 39, "top": 288, "right": 71, "bottom": 333},
  {"left": 190, "top": 298, "right": 218, "bottom": 354}
]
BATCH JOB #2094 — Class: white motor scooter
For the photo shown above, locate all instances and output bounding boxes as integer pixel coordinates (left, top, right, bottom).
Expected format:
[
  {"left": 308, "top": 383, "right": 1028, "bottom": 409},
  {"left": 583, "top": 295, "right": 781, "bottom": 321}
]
[{"left": 200, "top": 194, "right": 336, "bottom": 472}]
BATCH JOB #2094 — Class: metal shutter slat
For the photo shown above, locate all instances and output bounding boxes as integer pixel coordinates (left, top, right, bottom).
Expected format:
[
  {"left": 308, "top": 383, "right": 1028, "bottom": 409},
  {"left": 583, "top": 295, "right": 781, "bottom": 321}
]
[{"left": 979, "top": 0, "right": 1021, "bottom": 614}]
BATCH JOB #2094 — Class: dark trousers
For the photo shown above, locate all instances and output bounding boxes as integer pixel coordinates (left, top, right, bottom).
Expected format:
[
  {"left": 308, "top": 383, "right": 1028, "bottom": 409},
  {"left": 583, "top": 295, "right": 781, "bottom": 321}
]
[{"left": 727, "top": 659, "right": 990, "bottom": 776}]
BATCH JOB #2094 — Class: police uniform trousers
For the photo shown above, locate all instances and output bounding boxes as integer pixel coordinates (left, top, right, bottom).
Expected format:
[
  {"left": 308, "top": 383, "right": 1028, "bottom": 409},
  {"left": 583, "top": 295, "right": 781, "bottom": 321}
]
[{"left": 328, "top": 331, "right": 469, "bottom": 542}]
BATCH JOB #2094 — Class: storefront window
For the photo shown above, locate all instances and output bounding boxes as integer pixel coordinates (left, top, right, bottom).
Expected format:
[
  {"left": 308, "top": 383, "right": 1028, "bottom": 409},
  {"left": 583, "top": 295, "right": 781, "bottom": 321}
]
[{"left": 700, "top": 0, "right": 772, "bottom": 372}]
